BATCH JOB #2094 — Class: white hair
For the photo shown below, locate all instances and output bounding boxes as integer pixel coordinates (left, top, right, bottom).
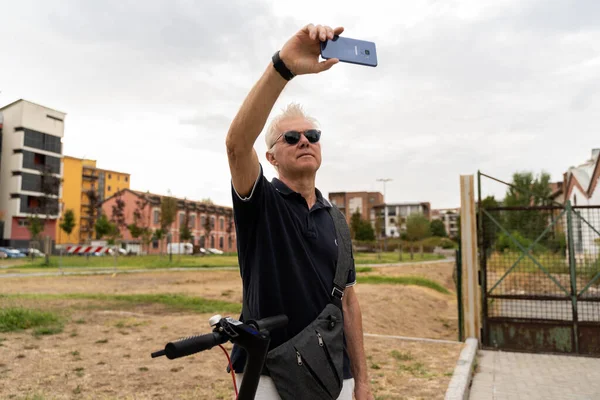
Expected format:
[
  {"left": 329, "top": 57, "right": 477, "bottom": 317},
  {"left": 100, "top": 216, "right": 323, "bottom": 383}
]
[{"left": 265, "top": 103, "right": 319, "bottom": 154}]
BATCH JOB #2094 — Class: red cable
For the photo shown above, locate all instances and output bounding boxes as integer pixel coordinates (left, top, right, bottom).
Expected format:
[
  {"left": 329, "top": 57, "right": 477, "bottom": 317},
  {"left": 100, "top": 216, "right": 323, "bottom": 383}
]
[{"left": 219, "top": 344, "right": 238, "bottom": 398}]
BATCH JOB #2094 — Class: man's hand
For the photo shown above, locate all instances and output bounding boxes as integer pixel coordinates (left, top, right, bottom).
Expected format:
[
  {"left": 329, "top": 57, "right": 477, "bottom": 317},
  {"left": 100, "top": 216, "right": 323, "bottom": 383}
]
[
  {"left": 279, "top": 24, "right": 344, "bottom": 75},
  {"left": 355, "top": 382, "right": 375, "bottom": 400}
]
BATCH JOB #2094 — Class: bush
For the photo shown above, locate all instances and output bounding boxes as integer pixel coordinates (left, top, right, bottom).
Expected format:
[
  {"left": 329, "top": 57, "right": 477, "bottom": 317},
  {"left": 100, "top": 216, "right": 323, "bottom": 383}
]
[
  {"left": 439, "top": 238, "right": 457, "bottom": 249},
  {"left": 547, "top": 232, "right": 567, "bottom": 255},
  {"left": 496, "top": 231, "right": 547, "bottom": 253}
]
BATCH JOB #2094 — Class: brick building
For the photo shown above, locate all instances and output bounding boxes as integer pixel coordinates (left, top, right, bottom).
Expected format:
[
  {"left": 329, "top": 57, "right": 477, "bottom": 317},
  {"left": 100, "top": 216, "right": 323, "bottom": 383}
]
[
  {"left": 100, "top": 189, "right": 236, "bottom": 254},
  {"left": 328, "top": 191, "right": 384, "bottom": 224}
]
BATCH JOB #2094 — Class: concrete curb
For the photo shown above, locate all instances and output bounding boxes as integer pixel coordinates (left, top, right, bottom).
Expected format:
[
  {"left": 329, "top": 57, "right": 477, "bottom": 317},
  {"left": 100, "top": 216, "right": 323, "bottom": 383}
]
[{"left": 444, "top": 338, "right": 478, "bottom": 400}]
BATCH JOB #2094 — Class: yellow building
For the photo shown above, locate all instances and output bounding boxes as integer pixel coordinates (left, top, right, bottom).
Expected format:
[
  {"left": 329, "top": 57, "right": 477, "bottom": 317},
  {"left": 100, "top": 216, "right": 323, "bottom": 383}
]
[{"left": 57, "top": 156, "right": 130, "bottom": 244}]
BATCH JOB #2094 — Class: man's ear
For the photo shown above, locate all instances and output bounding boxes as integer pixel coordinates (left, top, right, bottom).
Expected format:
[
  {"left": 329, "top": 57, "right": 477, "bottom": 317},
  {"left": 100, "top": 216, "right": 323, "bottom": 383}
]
[{"left": 266, "top": 151, "right": 278, "bottom": 167}]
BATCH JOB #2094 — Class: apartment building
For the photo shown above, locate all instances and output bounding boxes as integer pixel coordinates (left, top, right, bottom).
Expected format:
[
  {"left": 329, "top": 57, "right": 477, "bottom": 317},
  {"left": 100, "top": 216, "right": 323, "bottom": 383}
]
[
  {"left": 328, "top": 191, "right": 384, "bottom": 224},
  {"left": 101, "top": 189, "right": 236, "bottom": 254},
  {"left": 371, "top": 202, "right": 431, "bottom": 238},
  {"left": 57, "top": 155, "right": 130, "bottom": 244},
  {"left": 431, "top": 208, "right": 460, "bottom": 239},
  {"left": 0, "top": 100, "right": 65, "bottom": 247}
]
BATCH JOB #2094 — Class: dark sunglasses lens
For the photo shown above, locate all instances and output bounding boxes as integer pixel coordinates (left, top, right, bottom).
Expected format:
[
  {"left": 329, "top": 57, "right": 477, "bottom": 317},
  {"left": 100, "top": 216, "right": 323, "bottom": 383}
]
[
  {"left": 283, "top": 131, "right": 301, "bottom": 145},
  {"left": 305, "top": 130, "right": 321, "bottom": 143}
]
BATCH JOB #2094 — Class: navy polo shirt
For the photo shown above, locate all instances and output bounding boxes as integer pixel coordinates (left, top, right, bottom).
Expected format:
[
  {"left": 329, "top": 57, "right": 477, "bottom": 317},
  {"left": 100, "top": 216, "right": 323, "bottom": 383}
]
[{"left": 229, "top": 164, "right": 356, "bottom": 380}]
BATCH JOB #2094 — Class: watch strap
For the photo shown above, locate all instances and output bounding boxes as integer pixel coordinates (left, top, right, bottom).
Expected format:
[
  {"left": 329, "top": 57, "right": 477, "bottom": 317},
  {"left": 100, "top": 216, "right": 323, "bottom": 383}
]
[{"left": 272, "top": 51, "right": 295, "bottom": 81}]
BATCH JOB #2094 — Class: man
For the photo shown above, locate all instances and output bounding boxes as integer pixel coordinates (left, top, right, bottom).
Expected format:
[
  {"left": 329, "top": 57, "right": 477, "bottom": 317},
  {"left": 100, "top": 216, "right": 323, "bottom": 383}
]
[{"left": 226, "top": 23, "right": 374, "bottom": 400}]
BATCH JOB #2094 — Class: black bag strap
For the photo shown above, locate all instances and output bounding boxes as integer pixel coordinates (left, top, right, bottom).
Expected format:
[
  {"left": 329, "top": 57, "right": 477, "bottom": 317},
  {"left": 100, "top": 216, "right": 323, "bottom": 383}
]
[{"left": 327, "top": 205, "right": 354, "bottom": 309}]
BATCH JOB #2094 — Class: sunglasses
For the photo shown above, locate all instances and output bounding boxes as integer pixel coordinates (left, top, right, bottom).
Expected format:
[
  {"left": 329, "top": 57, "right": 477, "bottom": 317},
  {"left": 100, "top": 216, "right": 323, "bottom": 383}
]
[{"left": 272, "top": 129, "right": 321, "bottom": 148}]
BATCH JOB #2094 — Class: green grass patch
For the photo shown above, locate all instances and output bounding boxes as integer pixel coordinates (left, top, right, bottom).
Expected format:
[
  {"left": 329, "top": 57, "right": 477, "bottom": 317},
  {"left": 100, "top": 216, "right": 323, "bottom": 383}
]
[
  {"left": 355, "top": 267, "right": 373, "bottom": 273},
  {"left": 0, "top": 308, "right": 64, "bottom": 334},
  {"left": 354, "top": 252, "right": 445, "bottom": 265},
  {"left": 9, "top": 254, "right": 239, "bottom": 270},
  {"left": 359, "top": 275, "right": 450, "bottom": 294},
  {"left": 1, "top": 293, "right": 242, "bottom": 314},
  {"left": 398, "top": 361, "right": 430, "bottom": 377},
  {"left": 34, "top": 325, "right": 64, "bottom": 337},
  {"left": 390, "top": 350, "right": 414, "bottom": 361}
]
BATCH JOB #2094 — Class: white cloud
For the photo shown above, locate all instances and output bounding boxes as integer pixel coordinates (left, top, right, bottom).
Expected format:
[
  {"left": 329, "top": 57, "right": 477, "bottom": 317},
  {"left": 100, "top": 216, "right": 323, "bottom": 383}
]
[{"left": 1, "top": 0, "right": 599, "bottom": 210}]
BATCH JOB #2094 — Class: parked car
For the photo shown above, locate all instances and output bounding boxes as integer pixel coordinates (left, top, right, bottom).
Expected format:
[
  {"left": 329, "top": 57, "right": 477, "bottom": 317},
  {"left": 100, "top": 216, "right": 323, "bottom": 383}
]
[
  {"left": 206, "top": 248, "right": 224, "bottom": 255},
  {"left": 17, "top": 248, "right": 45, "bottom": 257},
  {"left": 0, "top": 247, "right": 26, "bottom": 258}
]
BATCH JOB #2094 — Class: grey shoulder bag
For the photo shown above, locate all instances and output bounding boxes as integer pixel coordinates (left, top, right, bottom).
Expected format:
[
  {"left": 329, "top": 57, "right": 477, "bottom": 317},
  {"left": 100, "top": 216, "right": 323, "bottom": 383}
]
[{"left": 262, "top": 205, "right": 354, "bottom": 400}]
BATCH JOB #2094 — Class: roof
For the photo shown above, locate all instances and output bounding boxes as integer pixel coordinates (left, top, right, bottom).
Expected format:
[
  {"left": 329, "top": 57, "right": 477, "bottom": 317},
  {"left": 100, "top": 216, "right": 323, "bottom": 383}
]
[
  {"left": 105, "top": 189, "right": 233, "bottom": 212},
  {"left": 565, "top": 149, "right": 600, "bottom": 200},
  {"left": 0, "top": 99, "right": 67, "bottom": 115}
]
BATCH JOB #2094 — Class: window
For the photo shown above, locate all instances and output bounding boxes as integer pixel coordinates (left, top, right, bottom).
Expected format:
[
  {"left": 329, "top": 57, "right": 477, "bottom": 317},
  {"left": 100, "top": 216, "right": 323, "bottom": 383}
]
[
  {"left": 152, "top": 240, "right": 159, "bottom": 249},
  {"left": 219, "top": 217, "right": 224, "bottom": 230},
  {"left": 201, "top": 215, "right": 206, "bottom": 228},
  {"left": 23, "top": 150, "right": 60, "bottom": 174},
  {"left": 18, "top": 219, "right": 30, "bottom": 227},
  {"left": 108, "top": 174, "right": 112, "bottom": 179},
  {"left": 125, "top": 176, "right": 128, "bottom": 182},
  {"left": 210, "top": 235, "right": 215, "bottom": 248},
  {"left": 219, "top": 237, "right": 224, "bottom": 249},
  {"left": 228, "top": 236, "right": 233, "bottom": 250},
  {"left": 200, "top": 236, "right": 205, "bottom": 248},
  {"left": 153, "top": 210, "right": 160, "bottom": 225},
  {"left": 108, "top": 186, "right": 112, "bottom": 192},
  {"left": 179, "top": 213, "right": 185, "bottom": 227},
  {"left": 210, "top": 216, "right": 215, "bottom": 229},
  {"left": 190, "top": 214, "right": 196, "bottom": 228},
  {"left": 117, "top": 175, "right": 120, "bottom": 181},
  {"left": 23, "top": 128, "right": 62, "bottom": 154}
]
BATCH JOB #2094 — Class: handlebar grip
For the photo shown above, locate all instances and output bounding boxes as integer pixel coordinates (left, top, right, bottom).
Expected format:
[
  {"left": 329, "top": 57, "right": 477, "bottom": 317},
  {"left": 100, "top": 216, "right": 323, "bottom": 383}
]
[
  {"left": 164, "top": 332, "right": 225, "bottom": 359},
  {"left": 251, "top": 315, "right": 288, "bottom": 332}
]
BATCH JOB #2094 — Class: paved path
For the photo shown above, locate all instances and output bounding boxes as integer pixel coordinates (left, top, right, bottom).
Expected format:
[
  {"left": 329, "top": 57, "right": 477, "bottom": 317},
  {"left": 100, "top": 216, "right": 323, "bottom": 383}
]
[{"left": 470, "top": 350, "right": 600, "bottom": 399}]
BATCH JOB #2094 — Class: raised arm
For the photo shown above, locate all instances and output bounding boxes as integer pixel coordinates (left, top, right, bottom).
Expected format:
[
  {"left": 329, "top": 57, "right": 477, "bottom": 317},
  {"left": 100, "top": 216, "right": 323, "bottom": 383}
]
[{"left": 225, "top": 24, "right": 344, "bottom": 196}]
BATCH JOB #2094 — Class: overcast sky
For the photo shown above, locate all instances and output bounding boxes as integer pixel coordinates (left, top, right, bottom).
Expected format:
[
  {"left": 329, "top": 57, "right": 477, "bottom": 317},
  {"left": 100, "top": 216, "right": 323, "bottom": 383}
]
[{"left": 2, "top": 0, "right": 599, "bottom": 209}]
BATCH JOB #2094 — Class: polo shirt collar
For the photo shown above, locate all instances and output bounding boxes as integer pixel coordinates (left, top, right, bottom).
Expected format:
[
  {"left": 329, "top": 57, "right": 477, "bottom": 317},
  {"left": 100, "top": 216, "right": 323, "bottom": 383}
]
[{"left": 272, "top": 178, "right": 332, "bottom": 208}]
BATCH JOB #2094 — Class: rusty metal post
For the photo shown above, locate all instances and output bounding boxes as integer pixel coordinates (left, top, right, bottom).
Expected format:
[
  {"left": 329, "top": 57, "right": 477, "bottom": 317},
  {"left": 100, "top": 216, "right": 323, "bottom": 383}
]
[{"left": 460, "top": 175, "right": 481, "bottom": 342}]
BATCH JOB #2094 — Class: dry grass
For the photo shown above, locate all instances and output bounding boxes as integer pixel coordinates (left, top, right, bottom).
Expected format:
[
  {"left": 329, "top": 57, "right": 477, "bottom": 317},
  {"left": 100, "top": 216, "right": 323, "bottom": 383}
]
[{"left": 0, "top": 262, "right": 461, "bottom": 399}]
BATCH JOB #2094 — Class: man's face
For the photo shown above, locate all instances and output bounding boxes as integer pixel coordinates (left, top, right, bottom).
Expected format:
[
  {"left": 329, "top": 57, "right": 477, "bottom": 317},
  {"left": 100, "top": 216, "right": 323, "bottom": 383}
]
[{"left": 269, "top": 117, "right": 322, "bottom": 176}]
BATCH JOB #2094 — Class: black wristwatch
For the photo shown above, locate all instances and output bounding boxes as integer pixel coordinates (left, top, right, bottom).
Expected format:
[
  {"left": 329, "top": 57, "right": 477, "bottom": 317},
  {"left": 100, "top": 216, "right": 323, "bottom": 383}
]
[{"left": 272, "top": 51, "right": 295, "bottom": 81}]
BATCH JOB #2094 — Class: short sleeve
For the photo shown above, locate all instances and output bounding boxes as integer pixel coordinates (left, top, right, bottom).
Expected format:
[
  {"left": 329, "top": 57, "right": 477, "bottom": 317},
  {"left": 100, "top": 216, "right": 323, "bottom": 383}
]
[{"left": 346, "top": 266, "right": 356, "bottom": 287}]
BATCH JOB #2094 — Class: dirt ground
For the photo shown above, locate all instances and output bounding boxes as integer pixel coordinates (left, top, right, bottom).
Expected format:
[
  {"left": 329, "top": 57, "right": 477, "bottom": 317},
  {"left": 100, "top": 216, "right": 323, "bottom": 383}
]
[{"left": 1, "top": 263, "right": 461, "bottom": 399}]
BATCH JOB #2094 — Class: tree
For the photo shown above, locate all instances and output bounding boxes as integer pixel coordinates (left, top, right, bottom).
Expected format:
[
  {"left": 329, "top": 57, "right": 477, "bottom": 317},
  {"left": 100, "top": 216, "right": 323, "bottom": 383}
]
[
  {"left": 39, "top": 166, "right": 61, "bottom": 265},
  {"left": 160, "top": 193, "right": 177, "bottom": 255},
  {"left": 85, "top": 189, "right": 101, "bottom": 241},
  {"left": 127, "top": 194, "right": 151, "bottom": 253},
  {"left": 26, "top": 215, "right": 44, "bottom": 261},
  {"left": 26, "top": 215, "right": 44, "bottom": 242},
  {"left": 109, "top": 191, "right": 127, "bottom": 244},
  {"left": 430, "top": 219, "right": 447, "bottom": 237},
  {"left": 179, "top": 203, "right": 192, "bottom": 243},
  {"left": 480, "top": 196, "right": 500, "bottom": 258},
  {"left": 60, "top": 209, "right": 76, "bottom": 243},
  {"left": 406, "top": 213, "right": 431, "bottom": 259},
  {"left": 203, "top": 212, "right": 213, "bottom": 248},
  {"left": 152, "top": 228, "right": 166, "bottom": 255},
  {"left": 504, "top": 171, "right": 552, "bottom": 243},
  {"left": 95, "top": 214, "right": 116, "bottom": 240},
  {"left": 350, "top": 210, "right": 376, "bottom": 241}
]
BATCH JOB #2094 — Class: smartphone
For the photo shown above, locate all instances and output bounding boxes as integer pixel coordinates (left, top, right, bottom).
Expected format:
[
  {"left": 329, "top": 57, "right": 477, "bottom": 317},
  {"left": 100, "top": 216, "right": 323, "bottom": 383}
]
[{"left": 320, "top": 35, "right": 378, "bottom": 67}]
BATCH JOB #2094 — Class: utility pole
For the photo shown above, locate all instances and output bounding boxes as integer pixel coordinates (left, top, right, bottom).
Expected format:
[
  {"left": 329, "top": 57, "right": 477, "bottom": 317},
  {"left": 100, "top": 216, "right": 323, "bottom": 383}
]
[{"left": 376, "top": 178, "right": 392, "bottom": 251}]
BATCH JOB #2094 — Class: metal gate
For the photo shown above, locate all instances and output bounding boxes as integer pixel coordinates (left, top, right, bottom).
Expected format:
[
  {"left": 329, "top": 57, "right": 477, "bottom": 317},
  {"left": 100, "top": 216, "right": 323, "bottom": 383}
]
[{"left": 478, "top": 172, "right": 600, "bottom": 355}]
